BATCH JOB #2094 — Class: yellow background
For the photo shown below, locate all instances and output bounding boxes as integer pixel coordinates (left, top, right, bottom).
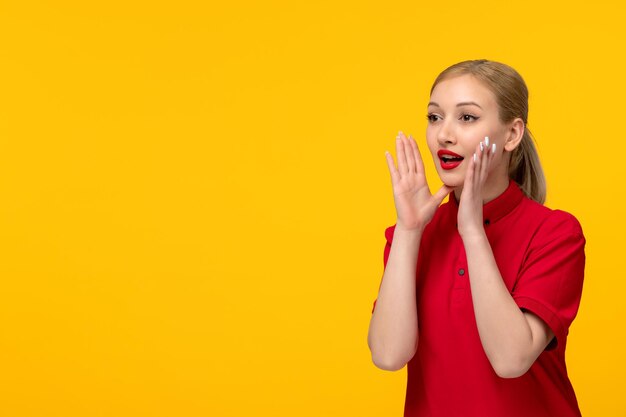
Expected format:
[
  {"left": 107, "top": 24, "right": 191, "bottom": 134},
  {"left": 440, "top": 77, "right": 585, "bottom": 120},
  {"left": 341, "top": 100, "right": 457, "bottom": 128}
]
[{"left": 0, "top": 0, "right": 623, "bottom": 415}]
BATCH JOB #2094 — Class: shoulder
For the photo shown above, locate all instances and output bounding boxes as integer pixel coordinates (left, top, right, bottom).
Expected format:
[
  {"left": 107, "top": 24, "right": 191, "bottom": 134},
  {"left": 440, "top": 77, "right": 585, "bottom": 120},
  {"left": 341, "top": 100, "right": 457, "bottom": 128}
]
[
  {"left": 534, "top": 207, "right": 585, "bottom": 240},
  {"left": 521, "top": 201, "right": 586, "bottom": 254},
  {"left": 546, "top": 209, "right": 584, "bottom": 235},
  {"left": 514, "top": 190, "right": 584, "bottom": 234}
]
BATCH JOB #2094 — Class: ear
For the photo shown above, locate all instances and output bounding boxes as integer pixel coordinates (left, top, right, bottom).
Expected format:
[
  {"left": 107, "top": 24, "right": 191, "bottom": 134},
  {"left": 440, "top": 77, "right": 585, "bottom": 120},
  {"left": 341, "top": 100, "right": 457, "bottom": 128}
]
[{"left": 503, "top": 118, "right": 525, "bottom": 152}]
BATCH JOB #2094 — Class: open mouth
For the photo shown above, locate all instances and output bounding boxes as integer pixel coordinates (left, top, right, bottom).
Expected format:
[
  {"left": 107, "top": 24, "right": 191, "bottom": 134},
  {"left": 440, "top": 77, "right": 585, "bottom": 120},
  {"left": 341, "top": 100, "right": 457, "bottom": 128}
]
[
  {"left": 440, "top": 156, "right": 464, "bottom": 163},
  {"left": 439, "top": 155, "right": 464, "bottom": 170}
]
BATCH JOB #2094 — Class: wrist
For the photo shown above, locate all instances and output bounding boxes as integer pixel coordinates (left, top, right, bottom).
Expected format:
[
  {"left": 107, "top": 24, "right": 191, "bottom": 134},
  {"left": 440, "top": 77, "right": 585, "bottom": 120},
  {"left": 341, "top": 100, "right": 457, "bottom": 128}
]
[
  {"left": 460, "top": 228, "right": 487, "bottom": 243},
  {"left": 395, "top": 222, "right": 425, "bottom": 235}
]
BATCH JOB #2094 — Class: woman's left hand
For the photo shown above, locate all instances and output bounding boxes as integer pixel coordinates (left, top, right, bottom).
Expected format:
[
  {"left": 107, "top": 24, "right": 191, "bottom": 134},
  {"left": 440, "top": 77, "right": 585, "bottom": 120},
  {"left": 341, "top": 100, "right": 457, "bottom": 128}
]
[{"left": 457, "top": 136, "right": 496, "bottom": 238}]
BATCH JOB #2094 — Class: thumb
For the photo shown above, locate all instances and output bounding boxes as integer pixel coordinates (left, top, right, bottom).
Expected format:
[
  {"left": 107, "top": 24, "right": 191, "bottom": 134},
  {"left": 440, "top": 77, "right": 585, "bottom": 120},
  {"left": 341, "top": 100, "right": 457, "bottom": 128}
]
[{"left": 432, "top": 184, "right": 453, "bottom": 205}]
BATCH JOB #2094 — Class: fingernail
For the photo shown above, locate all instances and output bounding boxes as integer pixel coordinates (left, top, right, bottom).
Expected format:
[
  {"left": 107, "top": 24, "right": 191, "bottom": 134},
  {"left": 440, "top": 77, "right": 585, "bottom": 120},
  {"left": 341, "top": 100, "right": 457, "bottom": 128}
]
[
  {"left": 492, "top": 143, "right": 496, "bottom": 153},
  {"left": 485, "top": 136, "right": 490, "bottom": 146},
  {"left": 480, "top": 142, "right": 484, "bottom": 151},
  {"left": 473, "top": 153, "right": 476, "bottom": 162}
]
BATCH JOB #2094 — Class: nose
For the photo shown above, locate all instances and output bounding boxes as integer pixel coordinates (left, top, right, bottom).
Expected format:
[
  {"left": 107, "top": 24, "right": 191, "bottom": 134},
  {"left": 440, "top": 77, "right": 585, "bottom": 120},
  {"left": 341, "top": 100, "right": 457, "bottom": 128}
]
[{"left": 436, "top": 119, "right": 456, "bottom": 146}]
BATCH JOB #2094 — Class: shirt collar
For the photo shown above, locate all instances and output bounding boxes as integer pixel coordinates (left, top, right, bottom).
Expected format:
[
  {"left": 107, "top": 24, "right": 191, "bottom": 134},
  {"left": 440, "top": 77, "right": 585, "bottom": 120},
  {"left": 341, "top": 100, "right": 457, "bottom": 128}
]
[{"left": 449, "top": 178, "right": 524, "bottom": 225}]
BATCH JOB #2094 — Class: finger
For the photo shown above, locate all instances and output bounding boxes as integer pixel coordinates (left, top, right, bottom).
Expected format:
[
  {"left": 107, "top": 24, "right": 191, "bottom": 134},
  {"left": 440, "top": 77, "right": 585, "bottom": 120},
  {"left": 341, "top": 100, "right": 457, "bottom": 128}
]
[
  {"left": 466, "top": 151, "right": 475, "bottom": 191},
  {"left": 385, "top": 151, "right": 399, "bottom": 184},
  {"left": 486, "top": 143, "right": 497, "bottom": 183},
  {"left": 400, "top": 132, "right": 416, "bottom": 174},
  {"left": 433, "top": 183, "right": 453, "bottom": 204},
  {"left": 396, "top": 133, "right": 409, "bottom": 174},
  {"left": 480, "top": 138, "right": 490, "bottom": 183},
  {"left": 473, "top": 142, "right": 482, "bottom": 189},
  {"left": 408, "top": 134, "right": 425, "bottom": 175}
]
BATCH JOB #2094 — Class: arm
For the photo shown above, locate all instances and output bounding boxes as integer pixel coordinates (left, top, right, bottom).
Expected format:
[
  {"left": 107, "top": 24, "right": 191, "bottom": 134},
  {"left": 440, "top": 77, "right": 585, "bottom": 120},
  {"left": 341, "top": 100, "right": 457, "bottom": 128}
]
[
  {"left": 462, "top": 231, "right": 555, "bottom": 378},
  {"left": 367, "top": 226, "right": 422, "bottom": 371},
  {"left": 369, "top": 131, "right": 453, "bottom": 371}
]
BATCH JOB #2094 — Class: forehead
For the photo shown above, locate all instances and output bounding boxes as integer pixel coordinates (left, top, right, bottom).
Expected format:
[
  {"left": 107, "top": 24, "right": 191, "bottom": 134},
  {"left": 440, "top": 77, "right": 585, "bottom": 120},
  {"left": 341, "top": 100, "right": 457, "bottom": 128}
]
[{"left": 429, "top": 74, "right": 496, "bottom": 108}]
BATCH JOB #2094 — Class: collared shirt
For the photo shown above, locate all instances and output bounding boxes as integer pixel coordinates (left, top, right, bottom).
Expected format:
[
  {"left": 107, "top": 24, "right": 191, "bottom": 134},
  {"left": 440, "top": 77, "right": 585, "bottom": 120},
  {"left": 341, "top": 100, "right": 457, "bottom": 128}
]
[{"left": 371, "top": 179, "right": 586, "bottom": 417}]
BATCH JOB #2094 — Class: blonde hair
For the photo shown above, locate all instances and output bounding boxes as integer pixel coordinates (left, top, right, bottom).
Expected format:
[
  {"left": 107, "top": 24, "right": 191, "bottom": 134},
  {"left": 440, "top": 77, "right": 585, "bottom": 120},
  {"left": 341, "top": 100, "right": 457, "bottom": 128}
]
[{"left": 430, "top": 59, "right": 546, "bottom": 204}]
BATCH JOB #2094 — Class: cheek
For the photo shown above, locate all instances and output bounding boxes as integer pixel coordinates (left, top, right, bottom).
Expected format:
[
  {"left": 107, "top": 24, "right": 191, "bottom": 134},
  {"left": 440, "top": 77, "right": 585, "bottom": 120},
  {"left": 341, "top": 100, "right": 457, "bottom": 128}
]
[
  {"left": 428, "top": 143, "right": 441, "bottom": 164},
  {"left": 425, "top": 127, "right": 435, "bottom": 143},
  {"left": 468, "top": 132, "right": 495, "bottom": 153},
  {"left": 492, "top": 145, "right": 505, "bottom": 167},
  {"left": 424, "top": 134, "right": 437, "bottom": 155}
]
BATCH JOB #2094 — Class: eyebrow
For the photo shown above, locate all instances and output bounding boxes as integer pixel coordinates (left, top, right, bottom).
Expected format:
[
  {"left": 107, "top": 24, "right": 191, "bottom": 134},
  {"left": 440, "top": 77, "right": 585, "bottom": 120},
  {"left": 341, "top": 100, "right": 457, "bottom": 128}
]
[{"left": 428, "top": 101, "right": 483, "bottom": 109}]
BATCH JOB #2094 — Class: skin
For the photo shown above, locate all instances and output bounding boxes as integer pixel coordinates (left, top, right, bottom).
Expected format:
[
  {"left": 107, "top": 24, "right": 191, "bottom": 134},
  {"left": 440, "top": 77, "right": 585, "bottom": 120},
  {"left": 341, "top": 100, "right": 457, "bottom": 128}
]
[{"left": 380, "top": 74, "right": 555, "bottom": 377}]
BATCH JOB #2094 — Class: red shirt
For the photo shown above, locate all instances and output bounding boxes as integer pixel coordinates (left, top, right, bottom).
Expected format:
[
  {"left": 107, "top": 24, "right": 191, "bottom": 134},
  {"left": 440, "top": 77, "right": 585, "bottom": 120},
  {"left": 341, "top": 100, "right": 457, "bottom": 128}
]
[{"left": 372, "top": 179, "right": 586, "bottom": 417}]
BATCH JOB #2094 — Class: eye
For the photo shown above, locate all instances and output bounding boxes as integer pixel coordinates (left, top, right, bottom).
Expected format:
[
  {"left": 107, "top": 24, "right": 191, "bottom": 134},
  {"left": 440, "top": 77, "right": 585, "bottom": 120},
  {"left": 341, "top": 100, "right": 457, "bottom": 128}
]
[
  {"left": 460, "top": 114, "right": 479, "bottom": 122},
  {"left": 426, "top": 113, "right": 441, "bottom": 123}
]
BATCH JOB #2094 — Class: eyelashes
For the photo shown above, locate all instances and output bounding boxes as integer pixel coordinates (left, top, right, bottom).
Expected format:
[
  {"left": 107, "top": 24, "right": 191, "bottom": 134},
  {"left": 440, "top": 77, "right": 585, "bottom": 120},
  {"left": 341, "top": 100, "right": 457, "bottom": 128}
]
[{"left": 426, "top": 113, "right": 480, "bottom": 123}]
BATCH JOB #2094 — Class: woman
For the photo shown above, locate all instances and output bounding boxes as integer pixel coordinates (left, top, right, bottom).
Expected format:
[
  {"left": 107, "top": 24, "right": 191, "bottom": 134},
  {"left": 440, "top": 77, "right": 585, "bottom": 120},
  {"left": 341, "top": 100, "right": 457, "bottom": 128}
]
[{"left": 367, "top": 59, "right": 586, "bottom": 417}]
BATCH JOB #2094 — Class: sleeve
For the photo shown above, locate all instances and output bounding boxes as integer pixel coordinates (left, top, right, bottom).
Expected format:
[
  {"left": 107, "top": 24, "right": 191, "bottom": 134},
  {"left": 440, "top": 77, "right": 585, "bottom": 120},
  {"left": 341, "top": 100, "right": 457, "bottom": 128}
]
[
  {"left": 372, "top": 224, "right": 396, "bottom": 314},
  {"left": 511, "top": 210, "right": 586, "bottom": 351}
]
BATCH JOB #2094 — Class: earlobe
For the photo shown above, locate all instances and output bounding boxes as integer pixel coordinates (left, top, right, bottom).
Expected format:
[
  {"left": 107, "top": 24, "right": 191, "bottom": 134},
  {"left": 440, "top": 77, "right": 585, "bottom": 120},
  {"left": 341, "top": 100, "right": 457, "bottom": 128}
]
[{"left": 504, "top": 118, "right": 525, "bottom": 152}]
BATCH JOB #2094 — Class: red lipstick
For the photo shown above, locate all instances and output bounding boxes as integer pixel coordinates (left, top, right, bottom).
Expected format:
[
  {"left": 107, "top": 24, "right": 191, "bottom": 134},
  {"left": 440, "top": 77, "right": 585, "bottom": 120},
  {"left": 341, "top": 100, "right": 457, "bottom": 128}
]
[{"left": 437, "top": 149, "right": 465, "bottom": 170}]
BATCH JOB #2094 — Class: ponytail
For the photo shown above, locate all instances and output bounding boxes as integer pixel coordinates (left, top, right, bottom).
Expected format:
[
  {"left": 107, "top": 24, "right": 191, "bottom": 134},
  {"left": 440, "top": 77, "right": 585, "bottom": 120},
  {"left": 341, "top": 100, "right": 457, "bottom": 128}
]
[{"left": 508, "top": 127, "right": 546, "bottom": 204}]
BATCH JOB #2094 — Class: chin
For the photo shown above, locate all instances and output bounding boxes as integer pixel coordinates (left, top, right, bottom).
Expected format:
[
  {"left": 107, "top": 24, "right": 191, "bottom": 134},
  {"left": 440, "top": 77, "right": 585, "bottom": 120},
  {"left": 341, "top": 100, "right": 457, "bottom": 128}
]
[
  {"left": 438, "top": 173, "right": 464, "bottom": 188},
  {"left": 448, "top": 183, "right": 464, "bottom": 190}
]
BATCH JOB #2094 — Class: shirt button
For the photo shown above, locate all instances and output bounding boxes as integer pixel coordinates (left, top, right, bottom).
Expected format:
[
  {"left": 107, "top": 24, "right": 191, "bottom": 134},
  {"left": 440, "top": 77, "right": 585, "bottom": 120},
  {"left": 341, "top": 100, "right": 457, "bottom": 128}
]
[
  {"left": 484, "top": 219, "right": 490, "bottom": 225},
  {"left": 458, "top": 268, "right": 465, "bottom": 276}
]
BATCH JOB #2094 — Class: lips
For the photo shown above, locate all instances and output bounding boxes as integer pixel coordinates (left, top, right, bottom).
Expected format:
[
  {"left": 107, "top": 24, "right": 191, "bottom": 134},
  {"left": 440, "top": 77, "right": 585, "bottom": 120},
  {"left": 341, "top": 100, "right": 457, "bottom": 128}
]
[{"left": 437, "top": 149, "right": 464, "bottom": 170}]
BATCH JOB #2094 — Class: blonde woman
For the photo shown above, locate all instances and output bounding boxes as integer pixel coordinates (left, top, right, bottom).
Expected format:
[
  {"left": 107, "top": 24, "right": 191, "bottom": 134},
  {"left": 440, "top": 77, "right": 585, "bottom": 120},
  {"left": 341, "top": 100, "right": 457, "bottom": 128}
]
[{"left": 368, "top": 59, "right": 586, "bottom": 417}]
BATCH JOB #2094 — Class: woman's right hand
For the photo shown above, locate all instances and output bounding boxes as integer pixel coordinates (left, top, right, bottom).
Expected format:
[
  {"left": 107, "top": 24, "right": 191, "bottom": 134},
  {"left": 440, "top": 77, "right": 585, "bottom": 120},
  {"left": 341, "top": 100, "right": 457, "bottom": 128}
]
[{"left": 385, "top": 131, "right": 453, "bottom": 232}]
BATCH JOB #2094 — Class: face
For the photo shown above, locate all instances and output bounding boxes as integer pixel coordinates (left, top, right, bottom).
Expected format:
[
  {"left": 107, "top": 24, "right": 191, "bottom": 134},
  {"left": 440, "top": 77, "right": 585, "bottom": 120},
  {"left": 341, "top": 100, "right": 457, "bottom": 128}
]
[{"left": 426, "top": 74, "right": 518, "bottom": 191}]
